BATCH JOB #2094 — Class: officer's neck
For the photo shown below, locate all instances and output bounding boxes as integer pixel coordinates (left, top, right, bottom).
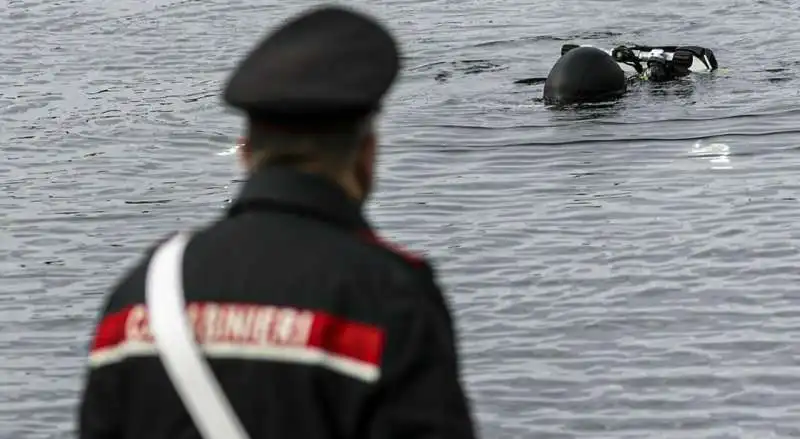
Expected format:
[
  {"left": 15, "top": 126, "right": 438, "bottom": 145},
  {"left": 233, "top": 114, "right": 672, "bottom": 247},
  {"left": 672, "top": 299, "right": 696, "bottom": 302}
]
[
  {"left": 319, "top": 167, "right": 365, "bottom": 204},
  {"left": 253, "top": 162, "right": 366, "bottom": 205}
]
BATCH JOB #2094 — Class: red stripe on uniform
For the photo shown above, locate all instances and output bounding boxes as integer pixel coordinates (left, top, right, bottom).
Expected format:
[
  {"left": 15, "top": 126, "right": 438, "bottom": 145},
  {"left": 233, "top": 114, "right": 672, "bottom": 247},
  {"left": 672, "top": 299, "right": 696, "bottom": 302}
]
[
  {"left": 307, "top": 312, "right": 385, "bottom": 366},
  {"left": 87, "top": 302, "right": 386, "bottom": 382},
  {"left": 90, "top": 305, "right": 134, "bottom": 352}
]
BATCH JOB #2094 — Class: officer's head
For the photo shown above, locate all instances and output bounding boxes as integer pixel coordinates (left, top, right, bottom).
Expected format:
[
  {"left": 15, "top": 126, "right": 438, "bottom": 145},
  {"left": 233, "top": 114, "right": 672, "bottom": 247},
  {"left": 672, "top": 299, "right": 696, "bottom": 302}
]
[
  {"left": 223, "top": 6, "right": 400, "bottom": 203},
  {"left": 237, "top": 111, "right": 379, "bottom": 204}
]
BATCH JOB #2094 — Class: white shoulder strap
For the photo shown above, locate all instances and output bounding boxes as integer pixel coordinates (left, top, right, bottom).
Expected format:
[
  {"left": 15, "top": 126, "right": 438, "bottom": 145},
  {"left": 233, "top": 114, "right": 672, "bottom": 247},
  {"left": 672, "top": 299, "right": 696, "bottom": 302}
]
[{"left": 145, "top": 232, "right": 251, "bottom": 439}]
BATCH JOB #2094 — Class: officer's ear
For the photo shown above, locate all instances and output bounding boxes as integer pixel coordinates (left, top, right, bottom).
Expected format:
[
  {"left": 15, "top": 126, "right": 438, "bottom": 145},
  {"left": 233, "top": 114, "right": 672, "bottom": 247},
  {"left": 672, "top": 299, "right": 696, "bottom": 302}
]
[
  {"left": 359, "top": 114, "right": 378, "bottom": 163},
  {"left": 358, "top": 129, "right": 376, "bottom": 171},
  {"left": 353, "top": 128, "right": 377, "bottom": 198},
  {"left": 237, "top": 136, "right": 254, "bottom": 171}
]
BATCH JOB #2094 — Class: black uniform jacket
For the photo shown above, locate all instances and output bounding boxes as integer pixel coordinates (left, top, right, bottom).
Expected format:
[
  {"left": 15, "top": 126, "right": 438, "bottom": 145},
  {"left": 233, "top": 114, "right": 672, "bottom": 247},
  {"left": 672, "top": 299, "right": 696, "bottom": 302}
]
[{"left": 77, "top": 166, "right": 478, "bottom": 439}]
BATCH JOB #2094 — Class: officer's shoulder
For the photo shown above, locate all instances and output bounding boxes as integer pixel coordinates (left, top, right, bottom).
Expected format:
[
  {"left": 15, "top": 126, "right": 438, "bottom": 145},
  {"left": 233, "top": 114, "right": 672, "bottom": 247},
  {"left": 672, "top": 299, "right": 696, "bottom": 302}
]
[
  {"left": 356, "top": 230, "right": 436, "bottom": 277},
  {"left": 354, "top": 232, "right": 457, "bottom": 328},
  {"left": 102, "top": 231, "right": 183, "bottom": 314}
]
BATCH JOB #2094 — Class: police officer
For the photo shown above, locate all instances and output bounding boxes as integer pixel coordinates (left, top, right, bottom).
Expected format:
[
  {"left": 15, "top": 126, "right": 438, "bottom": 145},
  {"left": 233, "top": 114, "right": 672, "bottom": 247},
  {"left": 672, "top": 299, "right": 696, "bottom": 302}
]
[{"left": 78, "top": 5, "right": 479, "bottom": 439}]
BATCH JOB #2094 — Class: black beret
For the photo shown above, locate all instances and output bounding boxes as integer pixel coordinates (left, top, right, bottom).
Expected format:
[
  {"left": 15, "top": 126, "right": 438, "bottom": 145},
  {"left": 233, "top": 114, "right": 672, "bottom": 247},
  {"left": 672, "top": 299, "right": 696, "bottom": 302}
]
[{"left": 223, "top": 5, "right": 400, "bottom": 122}]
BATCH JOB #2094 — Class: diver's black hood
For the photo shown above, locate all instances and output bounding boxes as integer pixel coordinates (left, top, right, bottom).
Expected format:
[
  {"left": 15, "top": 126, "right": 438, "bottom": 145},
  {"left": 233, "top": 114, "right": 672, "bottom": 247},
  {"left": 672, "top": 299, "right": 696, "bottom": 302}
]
[{"left": 543, "top": 46, "right": 626, "bottom": 104}]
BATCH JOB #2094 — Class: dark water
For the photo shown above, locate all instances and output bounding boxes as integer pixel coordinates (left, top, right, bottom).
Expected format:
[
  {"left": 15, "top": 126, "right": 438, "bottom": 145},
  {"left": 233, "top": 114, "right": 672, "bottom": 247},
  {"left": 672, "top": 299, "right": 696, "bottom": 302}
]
[{"left": 3, "top": 0, "right": 800, "bottom": 437}]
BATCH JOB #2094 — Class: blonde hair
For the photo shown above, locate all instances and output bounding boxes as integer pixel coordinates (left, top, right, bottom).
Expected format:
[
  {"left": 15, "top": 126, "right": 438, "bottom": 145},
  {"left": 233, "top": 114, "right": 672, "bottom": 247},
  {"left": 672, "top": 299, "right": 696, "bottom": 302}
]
[{"left": 246, "top": 115, "right": 375, "bottom": 170}]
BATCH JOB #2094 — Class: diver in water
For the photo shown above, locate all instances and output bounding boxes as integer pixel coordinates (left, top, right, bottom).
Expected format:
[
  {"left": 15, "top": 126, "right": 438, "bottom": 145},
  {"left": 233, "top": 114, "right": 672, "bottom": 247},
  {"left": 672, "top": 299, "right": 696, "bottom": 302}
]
[{"left": 532, "top": 44, "right": 718, "bottom": 105}]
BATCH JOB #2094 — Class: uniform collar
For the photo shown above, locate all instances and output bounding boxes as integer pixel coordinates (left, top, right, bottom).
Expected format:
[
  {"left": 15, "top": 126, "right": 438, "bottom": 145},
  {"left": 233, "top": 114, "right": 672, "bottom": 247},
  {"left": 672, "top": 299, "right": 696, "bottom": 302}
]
[{"left": 227, "top": 166, "right": 371, "bottom": 231}]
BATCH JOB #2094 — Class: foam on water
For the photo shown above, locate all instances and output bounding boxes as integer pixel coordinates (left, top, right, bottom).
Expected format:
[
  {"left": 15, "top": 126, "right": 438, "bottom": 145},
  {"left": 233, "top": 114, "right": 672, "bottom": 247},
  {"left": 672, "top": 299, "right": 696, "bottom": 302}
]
[{"left": 216, "top": 144, "right": 239, "bottom": 157}]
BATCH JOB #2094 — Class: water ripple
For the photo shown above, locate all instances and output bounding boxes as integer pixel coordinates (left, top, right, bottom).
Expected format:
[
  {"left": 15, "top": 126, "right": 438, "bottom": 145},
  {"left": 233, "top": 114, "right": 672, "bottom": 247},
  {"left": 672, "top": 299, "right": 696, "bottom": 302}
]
[{"left": 3, "top": 0, "right": 800, "bottom": 438}]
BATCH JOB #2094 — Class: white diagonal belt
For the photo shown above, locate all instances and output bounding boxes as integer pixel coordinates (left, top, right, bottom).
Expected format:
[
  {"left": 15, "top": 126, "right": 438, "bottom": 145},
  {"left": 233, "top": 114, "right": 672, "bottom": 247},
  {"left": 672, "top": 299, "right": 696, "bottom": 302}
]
[{"left": 145, "top": 232, "right": 250, "bottom": 439}]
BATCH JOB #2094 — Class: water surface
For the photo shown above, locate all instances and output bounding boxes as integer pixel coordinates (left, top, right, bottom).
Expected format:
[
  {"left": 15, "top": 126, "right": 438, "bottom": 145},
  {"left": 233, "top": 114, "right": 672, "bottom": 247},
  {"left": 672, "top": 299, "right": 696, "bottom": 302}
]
[{"left": 2, "top": 0, "right": 800, "bottom": 437}]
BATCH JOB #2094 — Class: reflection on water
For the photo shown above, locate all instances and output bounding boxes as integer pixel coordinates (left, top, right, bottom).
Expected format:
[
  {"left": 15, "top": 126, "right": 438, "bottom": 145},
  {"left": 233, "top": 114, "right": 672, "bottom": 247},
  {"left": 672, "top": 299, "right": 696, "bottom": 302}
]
[
  {"left": 217, "top": 144, "right": 240, "bottom": 157},
  {"left": 691, "top": 141, "right": 733, "bottom": 170}
]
